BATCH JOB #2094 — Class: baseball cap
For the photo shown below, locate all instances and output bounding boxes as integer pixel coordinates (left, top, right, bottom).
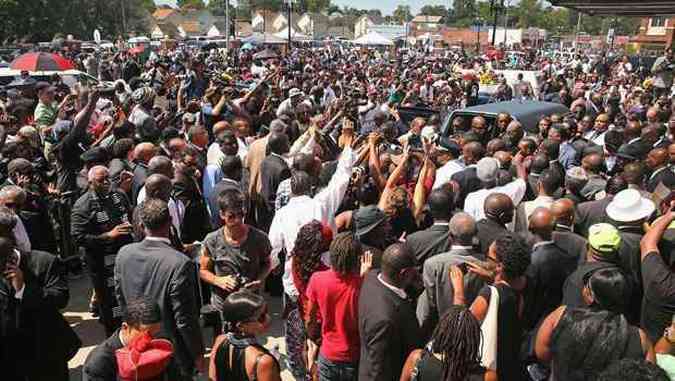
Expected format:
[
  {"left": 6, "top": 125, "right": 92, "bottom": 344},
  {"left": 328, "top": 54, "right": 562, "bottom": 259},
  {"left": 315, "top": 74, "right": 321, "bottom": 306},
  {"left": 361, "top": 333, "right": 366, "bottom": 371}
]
[
  {"left": 288, "top": 88, "right": 304, "bottom": 98},
  {"left": 476, "top": 157, "right": 500, "bottom": 182},
  {"left": 588, "top": 223, "right": 621, "bottom": 255}
]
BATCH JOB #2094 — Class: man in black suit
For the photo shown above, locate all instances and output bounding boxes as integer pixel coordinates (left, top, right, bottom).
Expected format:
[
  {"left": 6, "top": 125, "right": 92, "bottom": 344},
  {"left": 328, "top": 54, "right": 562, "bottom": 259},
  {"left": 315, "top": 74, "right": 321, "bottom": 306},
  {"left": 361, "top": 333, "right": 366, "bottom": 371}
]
[
  {"left": 130, "top": 142, "right": 156, "bottom": 206},
  {"left": 358, "top": 243, "right": 422, "bottom": 381},
  {"left": 173, "top": 147, "right": 212, "bottom": 244},
  {"left": 72, "top": 165, "right": 134, "bottom": 336},
  {"left": 645, "top": 147, "right": 675, "bottom": 192},
  {"left": 525, "top": 207, "right": 578, "bottom": 328},
  {"left": 83, "top": 298, "right": 162, "bottom": 381},
  {"left": 618, "top": 121, "right": 651, "bottom": 159},
  {"left": 575, "top": 175, "right": 628, "bottom": 238},
  {"left": 405, "top": 188, "right": 453, "bottom": 267},
  {"left": 259, "top": 133, "right": 291, "bottom": 231},
  {"left": 539, "top": 139, "right": 566, "bottom": 185},
  {"left": 475, "top": 193, "right": 514, "bottom": 255},
  {"left": 115, "top": 199, "right": 204, "bottom": 380},
  {"left": 551, "top": 198, "right": 588, "bottom": 265},
  {"left": 417, "top": 213, "right": 485, "bottom": 341},
  {"left": 451, "top": 141, "right": 485, "bottom": 209},
  {"left": 0, "top": 231, "right": 80, "bottom": 381}
]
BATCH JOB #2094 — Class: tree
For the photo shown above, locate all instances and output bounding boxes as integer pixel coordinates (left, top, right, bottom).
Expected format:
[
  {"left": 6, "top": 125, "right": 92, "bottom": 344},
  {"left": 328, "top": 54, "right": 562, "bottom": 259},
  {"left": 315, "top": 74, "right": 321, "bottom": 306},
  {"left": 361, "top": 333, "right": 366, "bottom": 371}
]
[
  {"left": 419, "top": 5, "right": 447, "bottom": 17},
  {"left": 177, "top": 0, "right": 205, "bottom": 9},
  {"left": 453, "top": 0, "right": 476, "bottom": 20},
  {"left": 367, "top": 9, "right": 382, "bottom": 19},
  {"left": 514, "top": 0, "right": 541, "bottom": 28},
  {"left": 393, "top": 4, "right": 412, "bottom": 24},
  {"left": 304, "top": 0, "right": 331, "bottom": 13}
]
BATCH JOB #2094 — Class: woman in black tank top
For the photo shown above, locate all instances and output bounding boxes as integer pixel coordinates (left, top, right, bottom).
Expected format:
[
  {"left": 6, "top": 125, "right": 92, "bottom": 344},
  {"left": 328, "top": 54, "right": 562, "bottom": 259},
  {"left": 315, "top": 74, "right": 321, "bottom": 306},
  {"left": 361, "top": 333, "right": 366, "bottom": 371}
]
[
  {"left": 209, "top": 290, "right": 281, "bottom": 381},
  {"left": 535, "top": 267, "right": 655, "bottom": 381},
  {"left": 400, "top": 306, "right": 497, "bottom": 381}
]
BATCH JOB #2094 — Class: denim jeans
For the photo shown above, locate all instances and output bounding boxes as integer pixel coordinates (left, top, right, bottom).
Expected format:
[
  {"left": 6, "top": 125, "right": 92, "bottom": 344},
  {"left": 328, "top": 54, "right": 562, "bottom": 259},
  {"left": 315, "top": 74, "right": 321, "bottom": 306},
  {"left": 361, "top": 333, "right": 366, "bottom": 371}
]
[{"left": 317, "top": 355, "right": 357, "bottom": 381}]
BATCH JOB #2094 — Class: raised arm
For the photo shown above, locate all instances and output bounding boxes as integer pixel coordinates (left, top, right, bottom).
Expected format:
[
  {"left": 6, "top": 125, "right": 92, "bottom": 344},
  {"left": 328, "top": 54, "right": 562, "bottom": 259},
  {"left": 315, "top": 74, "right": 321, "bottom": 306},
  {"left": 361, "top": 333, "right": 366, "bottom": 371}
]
[
  {"left": 641, "top": 206, "right": 674, "bottom": 261},
  {"left": 378, "top": 145, "right": 410, "bottom": 210},
  {"left": 413, "top": 155, "right": 435, "bottom": 224}
]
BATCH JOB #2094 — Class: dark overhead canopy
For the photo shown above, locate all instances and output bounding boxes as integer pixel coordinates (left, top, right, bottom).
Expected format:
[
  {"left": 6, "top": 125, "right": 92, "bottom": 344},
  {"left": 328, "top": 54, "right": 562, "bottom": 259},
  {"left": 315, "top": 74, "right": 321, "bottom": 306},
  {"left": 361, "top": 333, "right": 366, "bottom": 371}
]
[{"left": 551, "top": 0, "right": 675, "bottom": 16}]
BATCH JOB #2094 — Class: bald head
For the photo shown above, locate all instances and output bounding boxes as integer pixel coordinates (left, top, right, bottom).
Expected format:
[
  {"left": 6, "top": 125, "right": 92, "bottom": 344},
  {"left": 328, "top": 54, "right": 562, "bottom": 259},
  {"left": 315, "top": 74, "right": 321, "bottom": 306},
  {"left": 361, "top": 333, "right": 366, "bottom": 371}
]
[
  {"left": 582, "top": 153, "right": 603, "bottom": 173},
  {"left": 449, "top": 212, "right": 476, "bottom": 245},
  {"left": 484, "top": 193, "right": 514, "bottom": 224},
  {"left": 213, "top": 120, "right": 231, "bottom": 139},
  {"left": 463, "top": 142, "right": 485, "bottom": 164},
  {"left": 145, "top": 174, "right": 172, "bottom": 201},
  {"left": 550, "top": 199, "right": 575, "bottom": 227},
  {"left": 646, "top": 107, "right": 659, "bottom": 122},
  {"left": 134, "top": 143, "right": 156, "bottom": 164},
  {"left": 529, "top": 207, "right": 555, "bottom": 240}
]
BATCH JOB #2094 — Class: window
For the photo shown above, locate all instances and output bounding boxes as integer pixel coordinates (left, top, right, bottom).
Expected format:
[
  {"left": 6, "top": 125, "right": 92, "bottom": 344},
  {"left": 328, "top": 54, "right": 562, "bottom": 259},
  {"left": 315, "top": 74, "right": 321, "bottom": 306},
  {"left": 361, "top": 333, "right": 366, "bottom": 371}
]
[{"left": 650, "top": 17, "right": 666, "bottom": 27}]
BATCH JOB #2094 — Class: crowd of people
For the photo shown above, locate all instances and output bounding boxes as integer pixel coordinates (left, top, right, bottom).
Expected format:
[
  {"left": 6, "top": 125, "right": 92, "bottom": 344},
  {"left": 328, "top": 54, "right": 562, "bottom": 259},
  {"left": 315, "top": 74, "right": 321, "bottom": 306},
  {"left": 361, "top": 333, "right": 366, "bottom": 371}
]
[{"left": 0, "top": 41, "right": 674, "bottom": 381}]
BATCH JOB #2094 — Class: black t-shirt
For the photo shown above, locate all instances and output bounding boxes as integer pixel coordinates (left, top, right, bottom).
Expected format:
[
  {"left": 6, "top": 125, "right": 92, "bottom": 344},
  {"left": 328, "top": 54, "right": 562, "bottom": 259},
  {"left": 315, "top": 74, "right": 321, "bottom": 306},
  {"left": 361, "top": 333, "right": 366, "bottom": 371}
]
[{"left": 641, "top": 251, "right": 675, "bottom": 343}]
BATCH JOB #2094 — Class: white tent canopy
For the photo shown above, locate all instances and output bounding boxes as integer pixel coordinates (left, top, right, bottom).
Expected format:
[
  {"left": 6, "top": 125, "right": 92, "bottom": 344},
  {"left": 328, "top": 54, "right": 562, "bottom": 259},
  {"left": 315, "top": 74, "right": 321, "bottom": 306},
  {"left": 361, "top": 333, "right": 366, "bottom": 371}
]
[
  {"left": 241, "top": 32, "right": 287, "bottom": 44},
  {"left": 352, "top": 31, "right": 394, "bottom": 46},
  {"left": 273, "top": 27, "right": 311, "bottom": 41}
]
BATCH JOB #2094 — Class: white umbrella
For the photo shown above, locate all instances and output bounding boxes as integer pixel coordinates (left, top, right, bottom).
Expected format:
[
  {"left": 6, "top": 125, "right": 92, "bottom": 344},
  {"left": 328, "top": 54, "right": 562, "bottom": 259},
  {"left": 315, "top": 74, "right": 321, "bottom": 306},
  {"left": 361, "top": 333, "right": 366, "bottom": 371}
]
[{"left": 352, "top": 31, "right": 394, "bottom": 46}]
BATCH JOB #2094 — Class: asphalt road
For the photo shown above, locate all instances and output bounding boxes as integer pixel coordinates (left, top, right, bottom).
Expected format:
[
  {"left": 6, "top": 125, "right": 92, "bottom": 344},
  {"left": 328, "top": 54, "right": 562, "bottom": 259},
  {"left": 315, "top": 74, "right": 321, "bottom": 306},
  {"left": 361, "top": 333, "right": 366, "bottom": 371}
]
[{"left": 64, "top": 276, "right": 294, "bottom": 381}]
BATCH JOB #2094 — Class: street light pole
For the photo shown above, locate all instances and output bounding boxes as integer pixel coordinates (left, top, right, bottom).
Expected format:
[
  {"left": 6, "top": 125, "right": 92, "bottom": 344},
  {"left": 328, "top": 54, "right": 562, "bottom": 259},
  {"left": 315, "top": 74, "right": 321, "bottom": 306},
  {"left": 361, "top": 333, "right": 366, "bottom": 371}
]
[
  {"left": 121, "top": 0, "right": 127, "bottom": 36},
  {"left": 287, "top": 0, "right": 292, "bottom": 49},
  {"left": 225, "top": 0, "right": 230, "bottom": 48}
]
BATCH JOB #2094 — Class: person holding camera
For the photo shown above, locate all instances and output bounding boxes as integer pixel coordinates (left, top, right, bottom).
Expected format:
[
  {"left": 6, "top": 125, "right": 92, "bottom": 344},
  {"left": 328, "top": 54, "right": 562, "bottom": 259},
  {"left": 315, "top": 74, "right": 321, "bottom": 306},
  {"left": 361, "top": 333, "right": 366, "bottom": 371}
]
[
  {"left": 200, "top": 189, "right": 272, "bottom": 328},
  {"left": 652, "top": 48, "right": 673, "bottom": 98}
]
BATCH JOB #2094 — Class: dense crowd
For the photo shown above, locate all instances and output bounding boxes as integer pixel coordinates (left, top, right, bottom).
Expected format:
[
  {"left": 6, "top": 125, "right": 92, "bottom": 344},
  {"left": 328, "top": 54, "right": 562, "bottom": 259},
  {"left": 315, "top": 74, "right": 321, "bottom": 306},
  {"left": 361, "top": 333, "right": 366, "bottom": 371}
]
[{"left": 0, "top": 42, "right": 674, "bottom": 381}]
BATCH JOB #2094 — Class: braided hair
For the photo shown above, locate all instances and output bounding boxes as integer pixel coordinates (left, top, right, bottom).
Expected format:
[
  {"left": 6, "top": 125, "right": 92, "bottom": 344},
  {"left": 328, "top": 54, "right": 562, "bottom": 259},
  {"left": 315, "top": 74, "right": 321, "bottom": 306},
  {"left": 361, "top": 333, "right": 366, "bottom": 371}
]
[
  {"left": 430, "top": 305, "right": 482, "bottom": 381},
  {"left": 329, "top": 231, "right": 361, "bottom": 275},
  {"left": 292, "top": 220, "right": 331, "bottom": 285}
]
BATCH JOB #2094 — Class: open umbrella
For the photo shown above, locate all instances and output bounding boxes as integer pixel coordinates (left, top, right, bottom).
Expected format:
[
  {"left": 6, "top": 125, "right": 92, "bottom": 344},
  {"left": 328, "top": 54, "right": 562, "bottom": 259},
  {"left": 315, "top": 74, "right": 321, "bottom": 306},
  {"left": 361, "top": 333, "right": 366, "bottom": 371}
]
[{"left": 10, "top": 52, "right": 75, "bottom": 71}]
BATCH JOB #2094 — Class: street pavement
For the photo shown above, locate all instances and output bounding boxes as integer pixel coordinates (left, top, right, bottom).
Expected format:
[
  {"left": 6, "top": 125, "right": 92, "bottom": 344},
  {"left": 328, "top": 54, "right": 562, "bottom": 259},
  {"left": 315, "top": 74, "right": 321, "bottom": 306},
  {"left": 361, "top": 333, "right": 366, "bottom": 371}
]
[{"left": 65, "top": 276, "right": 293, "bottom": 380}]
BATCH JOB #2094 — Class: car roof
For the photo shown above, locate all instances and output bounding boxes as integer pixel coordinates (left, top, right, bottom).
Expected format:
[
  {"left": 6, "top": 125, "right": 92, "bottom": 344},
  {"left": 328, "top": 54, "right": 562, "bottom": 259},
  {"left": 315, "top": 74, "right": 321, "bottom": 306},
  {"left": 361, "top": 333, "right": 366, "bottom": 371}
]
[{"left": 443, "top": 100, "right": 570, "bottom": 135}]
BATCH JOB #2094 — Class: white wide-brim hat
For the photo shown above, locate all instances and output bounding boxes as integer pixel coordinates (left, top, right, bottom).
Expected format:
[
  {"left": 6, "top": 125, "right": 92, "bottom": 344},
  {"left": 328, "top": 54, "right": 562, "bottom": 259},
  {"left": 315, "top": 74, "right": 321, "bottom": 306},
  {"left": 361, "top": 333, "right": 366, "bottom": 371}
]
[{"left": 606, "top": 189, "right": 655, "bottom": 222}]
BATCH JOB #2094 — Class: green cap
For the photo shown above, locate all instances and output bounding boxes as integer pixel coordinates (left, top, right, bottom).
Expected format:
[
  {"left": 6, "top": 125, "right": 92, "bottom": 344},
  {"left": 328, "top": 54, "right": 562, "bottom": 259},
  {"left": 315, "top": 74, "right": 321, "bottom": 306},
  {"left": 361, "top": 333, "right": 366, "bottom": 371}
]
[{"left": 588, "top": 223, "right": 621, "bottom": 255}]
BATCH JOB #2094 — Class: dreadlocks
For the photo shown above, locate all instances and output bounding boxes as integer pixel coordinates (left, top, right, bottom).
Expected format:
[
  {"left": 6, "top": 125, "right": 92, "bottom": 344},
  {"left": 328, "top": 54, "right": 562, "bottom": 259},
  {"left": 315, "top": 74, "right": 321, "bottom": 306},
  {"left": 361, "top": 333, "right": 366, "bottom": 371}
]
[
  {"left": 291, "top": 220, "right": 330, "bottom": 285},
  {"left": 329, "top": 231, "right": 362, "bottom": 275},
  {"left": 430, "top": 305, "right": 482, "bottom": 381}
]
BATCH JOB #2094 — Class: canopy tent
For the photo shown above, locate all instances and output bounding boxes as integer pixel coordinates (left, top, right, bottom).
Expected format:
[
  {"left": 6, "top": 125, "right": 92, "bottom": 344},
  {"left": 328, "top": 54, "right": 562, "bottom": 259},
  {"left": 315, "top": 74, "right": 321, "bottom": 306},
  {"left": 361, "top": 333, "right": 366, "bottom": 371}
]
[
  {"left": 352, "top": 31, "right": 394, "bottom": 46},
  {"left": 551, "top": 0, "right": 675, "bottom": 16},
  {"left": 240, "top": 32, "right": 287, "bottom": 45},
  {"left": 252, "top": 48, "right": 279, "bottom": 60},
  {"left": 273, "top": 27, "right": 311, "bottom": 41}
]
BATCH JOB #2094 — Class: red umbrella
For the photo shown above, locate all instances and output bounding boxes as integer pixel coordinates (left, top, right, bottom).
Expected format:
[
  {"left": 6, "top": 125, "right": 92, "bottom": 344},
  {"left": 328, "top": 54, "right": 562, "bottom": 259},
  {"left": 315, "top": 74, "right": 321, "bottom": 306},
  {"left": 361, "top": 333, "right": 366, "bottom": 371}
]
[{"left": 10, "top": 52, "right": 75, "bottom": 71}]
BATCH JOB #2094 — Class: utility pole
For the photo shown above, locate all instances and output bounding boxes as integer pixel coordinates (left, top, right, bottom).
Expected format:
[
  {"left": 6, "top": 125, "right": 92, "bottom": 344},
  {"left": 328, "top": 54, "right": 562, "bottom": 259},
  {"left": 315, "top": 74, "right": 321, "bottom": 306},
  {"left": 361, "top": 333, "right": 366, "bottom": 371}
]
[
  {"left": 225, "top": 0, "right": 230, "bottom": 49},
  {"left": 121, "top": 0, "right": 127, "bottom": 36},
  {"left": 503, "top": 0, "right": 508, "bottom": 47},
  {"left": 491, "top": 0, "right": 501, "bottom": 46},
  {"left": 573, "top": 12, "right": 581, "bottom": 51},
  {"left": 287, "top": 0, "right": 292, "bottom": 49}
]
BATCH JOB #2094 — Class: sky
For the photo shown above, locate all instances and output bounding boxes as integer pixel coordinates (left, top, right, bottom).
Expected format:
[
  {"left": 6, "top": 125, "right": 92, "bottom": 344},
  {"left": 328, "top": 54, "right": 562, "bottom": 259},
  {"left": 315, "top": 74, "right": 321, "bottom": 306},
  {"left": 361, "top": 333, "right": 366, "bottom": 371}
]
[{"left": 154, "top": 0, "right": 451, "bottom": 17}]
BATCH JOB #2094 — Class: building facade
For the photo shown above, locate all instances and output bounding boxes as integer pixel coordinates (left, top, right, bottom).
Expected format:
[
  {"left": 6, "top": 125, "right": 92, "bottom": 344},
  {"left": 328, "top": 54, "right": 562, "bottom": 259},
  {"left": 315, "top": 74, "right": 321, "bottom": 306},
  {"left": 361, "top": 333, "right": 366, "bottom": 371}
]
[{"left": 631, "top": 16, "right": 675, "bottom": 53}]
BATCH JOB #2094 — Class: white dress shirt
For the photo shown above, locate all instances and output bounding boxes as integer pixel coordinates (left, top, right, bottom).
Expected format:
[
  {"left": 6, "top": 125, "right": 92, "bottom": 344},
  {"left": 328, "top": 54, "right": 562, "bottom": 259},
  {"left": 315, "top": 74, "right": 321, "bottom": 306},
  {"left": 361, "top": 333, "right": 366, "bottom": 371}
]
[
  {"left": 268, "top": 146, "right": 356, "bottom": 297},
  {"left": 137, "top": 188, "right": 185, "bottom": 237},
  {"left": 433, "top": 160, "right": 465, "bottom": 190},
  {"left": 464, "top": 178, "right": 527, "bottom": 221}
]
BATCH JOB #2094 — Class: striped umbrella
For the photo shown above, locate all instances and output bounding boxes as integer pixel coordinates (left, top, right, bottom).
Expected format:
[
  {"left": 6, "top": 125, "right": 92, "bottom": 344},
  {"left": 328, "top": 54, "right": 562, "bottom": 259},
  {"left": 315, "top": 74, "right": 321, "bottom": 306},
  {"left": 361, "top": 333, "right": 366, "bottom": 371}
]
[{"left": 10, "top": 52, "right": 75, "bottom": 71}]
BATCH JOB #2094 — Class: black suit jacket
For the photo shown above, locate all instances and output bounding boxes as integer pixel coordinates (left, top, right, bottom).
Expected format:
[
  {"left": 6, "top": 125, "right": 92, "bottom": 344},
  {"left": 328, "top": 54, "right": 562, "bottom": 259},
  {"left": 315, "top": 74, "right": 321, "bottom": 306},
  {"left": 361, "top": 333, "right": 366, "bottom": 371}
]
[
  {"left": 83, "top": 329, "right": 124, "bottom": 381},
  {"left": 574, "top": 196, "right": 613, "bottom": 238},
  {"left": 552, "top": 226, "right": 587, "bottom": 267},
  {"left": 451, "top": 166, "right": 481, "bottom": 209},
  {"left": 131, "top": 161, "right": 148, "bottom": 206},
  {"left": 476, "top": 218, "right": 508, "bottom": 255},
  {"left": 115, "top": 239, "right": 204, "bottom": 376},
  {"left": 646, "top": 166, "right": 675, "bottom": 193},
  {"left": 1, "top": 250, "right": 80, "bottom": 380},
  {"left": 405, "top": 224, "right": 451, "bottom": 267},
  {"left": 358, "top": 271, "right": 422, "bottom": 381},
  {"left": 173, "top": 172, "right": 212, "bottom": 243},
  {"left": 618, "top": 139, "right": 651, "bottom": 160},
  {"left": 260, "top": 154, "right": 291, "bottom": 210},
  {"left": 525, "top": 242, "right": 578, "bottom": 328}
]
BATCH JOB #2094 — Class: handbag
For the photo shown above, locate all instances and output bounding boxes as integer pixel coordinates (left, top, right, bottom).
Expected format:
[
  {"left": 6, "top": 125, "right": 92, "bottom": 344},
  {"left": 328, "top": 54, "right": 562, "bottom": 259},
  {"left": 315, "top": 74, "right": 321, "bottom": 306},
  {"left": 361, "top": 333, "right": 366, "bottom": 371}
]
[{"left": 480, "top": 285, "right": 499, "bottom": 370}]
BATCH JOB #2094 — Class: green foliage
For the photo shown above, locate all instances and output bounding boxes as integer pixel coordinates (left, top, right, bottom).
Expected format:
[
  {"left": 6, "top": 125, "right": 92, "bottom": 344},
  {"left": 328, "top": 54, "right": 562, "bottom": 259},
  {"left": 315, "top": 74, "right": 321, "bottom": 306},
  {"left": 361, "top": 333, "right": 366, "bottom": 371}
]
[
  {"left": 393, "top": 5, "right": 412, "bottom": 24},
  {"left": 418, "top": 5, "right": 448, "bottom": 17},
  {"left": 177, "top": 0, "right": 205, "bottom": 9},
  {"left": 0, "top": 0, "right": 151, "bottom": 43}
]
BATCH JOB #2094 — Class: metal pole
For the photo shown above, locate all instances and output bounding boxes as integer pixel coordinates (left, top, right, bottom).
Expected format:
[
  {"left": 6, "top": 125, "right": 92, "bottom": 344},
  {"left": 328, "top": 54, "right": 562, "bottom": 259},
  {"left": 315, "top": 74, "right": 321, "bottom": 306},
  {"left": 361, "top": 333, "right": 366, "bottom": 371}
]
[
  {"left": 225, "top": 0, "right": 230, "bottom": 48},
  {"left": 476, "top": 22, "right": 480, "bottom": 54},
  {"left": 503, "top": 0, "right": 508, "bottom": 47},
  {"left": 287, "top": 0, "right": 292, "bottom": 49},
  {"left": 491, "top": 0, "right": 499, "bottom": 46},
  {"left": 574, "top": 12, "right": 581, "bottom": 51},
  {"left": 121, "top": 0, "right": 127, "bottom": 36}
]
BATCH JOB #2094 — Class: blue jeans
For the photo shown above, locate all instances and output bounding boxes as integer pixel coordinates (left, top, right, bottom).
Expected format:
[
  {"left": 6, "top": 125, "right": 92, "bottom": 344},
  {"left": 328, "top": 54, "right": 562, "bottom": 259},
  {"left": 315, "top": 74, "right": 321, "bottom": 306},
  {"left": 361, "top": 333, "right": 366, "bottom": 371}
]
[{"left": 317, "top": 355, "right": 357, "bottom": 381}]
